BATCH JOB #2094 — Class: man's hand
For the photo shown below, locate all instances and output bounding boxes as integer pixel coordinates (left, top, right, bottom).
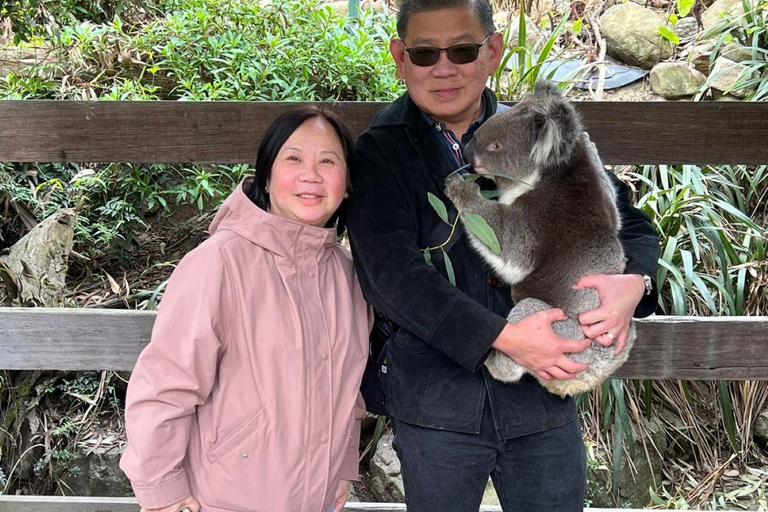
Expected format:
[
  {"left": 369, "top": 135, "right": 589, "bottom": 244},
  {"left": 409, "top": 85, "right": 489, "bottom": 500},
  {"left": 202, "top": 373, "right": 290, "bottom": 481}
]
[
  {"left": 574, "top": 274, "right": 645, "bottom": 355},
  {"left": 333, "top": 480, "right": 351, "bottom": 512},
  {"left": 141, "top": 495, "right": 200, "bottom": 512},
  {"left": 492, "top": 309, "right": 591, "bottom": 381}
]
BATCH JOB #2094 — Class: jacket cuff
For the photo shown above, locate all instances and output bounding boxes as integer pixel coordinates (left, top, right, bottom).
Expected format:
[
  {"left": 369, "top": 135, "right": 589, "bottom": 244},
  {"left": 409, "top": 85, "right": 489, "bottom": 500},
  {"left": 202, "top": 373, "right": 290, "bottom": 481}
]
[
  {"left": 429, "top": 295, "right": 508, "bottom": 372},
  {"left": 131, "top": 470, "right": 191, "bottom": 510},
  {"left": 624, "top": 261, "right": 658, "bottom": 319},
  {"left": 339, "top": 454, "right": 360, "bottom": 481}
]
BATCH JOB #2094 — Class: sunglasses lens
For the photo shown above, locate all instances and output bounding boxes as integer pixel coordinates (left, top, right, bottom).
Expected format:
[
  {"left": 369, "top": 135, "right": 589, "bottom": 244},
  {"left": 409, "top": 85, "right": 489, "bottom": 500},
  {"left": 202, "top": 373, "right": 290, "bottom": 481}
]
[
  {"left": 447, "top": 45, "right": 479, "bottom": 64},
  {"left": 408, "top": 47, "right": 440, "bottom": 66}
]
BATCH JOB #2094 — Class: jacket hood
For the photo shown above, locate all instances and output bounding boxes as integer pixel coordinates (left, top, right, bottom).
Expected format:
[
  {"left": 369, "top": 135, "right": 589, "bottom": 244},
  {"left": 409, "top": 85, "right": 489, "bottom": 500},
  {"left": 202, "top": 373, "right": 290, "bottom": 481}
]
[{"left": 209, "top": 179, "right": 337, "bottom": 258}]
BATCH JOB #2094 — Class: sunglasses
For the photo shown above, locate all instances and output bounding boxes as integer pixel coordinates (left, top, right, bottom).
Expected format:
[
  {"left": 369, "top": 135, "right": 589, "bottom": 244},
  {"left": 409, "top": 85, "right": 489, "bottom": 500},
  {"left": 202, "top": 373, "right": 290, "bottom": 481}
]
[{"left": 404, "top": 34, "right": 492, "bottom": 67}]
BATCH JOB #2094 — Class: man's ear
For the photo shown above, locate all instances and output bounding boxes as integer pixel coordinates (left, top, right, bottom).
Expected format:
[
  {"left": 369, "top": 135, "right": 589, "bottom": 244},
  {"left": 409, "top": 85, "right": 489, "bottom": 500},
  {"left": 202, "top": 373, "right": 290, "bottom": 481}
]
[
  {"left": 390, "top": 39, "right": 407, "bottom": 77},
  {"left": 487, "top": 32, "right": 504, "bottom": 75}
]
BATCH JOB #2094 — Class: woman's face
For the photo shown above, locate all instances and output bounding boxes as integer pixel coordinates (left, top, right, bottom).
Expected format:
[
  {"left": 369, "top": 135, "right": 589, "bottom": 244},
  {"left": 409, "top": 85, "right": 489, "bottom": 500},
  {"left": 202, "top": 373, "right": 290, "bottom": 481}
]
[{"left": 268, "top": 117, "right": 347, "bottom": 228}]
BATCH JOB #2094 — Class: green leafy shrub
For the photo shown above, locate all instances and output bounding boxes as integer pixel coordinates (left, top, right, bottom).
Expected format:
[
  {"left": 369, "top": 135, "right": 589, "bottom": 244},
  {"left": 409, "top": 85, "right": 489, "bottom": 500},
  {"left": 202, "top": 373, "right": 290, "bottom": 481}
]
[
  {"left": 699, "top": 0, "right": 768, "bottom": 100},
  {"left": 0, "top": 161, "right": 250, "bottom": 258},
  {"left": 1, "top": 0, "right": 403, "bottom": 101}
]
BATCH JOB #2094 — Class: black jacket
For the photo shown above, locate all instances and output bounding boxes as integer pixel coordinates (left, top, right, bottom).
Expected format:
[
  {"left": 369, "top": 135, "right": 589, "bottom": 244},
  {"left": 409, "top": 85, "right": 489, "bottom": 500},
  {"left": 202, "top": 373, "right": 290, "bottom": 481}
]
[{"left": 348, "top": 90, "right": 660, "bottom": 438}]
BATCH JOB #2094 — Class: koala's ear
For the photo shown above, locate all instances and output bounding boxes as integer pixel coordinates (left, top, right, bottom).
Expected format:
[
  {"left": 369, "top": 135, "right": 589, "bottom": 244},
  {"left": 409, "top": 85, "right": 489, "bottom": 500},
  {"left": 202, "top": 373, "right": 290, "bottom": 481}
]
[{"left": 529, "top": 81, "right": 582, "bottom": 168}]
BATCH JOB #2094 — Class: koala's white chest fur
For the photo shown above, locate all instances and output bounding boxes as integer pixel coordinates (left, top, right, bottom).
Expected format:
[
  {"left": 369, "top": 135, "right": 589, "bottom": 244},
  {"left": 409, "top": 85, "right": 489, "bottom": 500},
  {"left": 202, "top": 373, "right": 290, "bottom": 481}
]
[
  {"left": 466, "top": 234, "right": 531, "bottom": 285},
  {"left": 498, "top": 171, "right": 540, "bottom": 206}
]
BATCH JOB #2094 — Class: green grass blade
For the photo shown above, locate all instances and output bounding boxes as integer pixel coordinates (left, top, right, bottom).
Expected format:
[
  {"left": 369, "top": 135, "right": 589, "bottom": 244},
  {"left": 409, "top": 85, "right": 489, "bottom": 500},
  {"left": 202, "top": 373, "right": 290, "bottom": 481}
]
[{"left": 717, "top": 381, "right": 739, "bottom": 451}]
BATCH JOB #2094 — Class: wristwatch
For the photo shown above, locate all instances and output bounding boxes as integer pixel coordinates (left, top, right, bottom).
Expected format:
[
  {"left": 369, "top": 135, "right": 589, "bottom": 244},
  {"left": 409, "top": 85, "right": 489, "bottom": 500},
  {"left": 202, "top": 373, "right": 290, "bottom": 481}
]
[{"left": 642, "top": 275, "right": 653, "bottom": 296}]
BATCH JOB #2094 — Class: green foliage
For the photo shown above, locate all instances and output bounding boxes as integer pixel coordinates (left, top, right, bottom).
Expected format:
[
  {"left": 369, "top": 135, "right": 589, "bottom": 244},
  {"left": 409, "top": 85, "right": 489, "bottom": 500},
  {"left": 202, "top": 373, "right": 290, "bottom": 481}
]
[
  {"left": 491, "top": 5, "right": 578, "bottom": 100},
  {"left": 631, "top": 163, "right": 766, "bottom": 316},
  {"left": 142, "top": 0, "right": 400, "bottom": 100},
  {"left": 658, "top": 24, "right": 681, "bottom": 45},
  {"left": 1, "top": 0, "right": 403, "bottom": 102},
  {"left": 1, "top": 0, "right": 37, "bottom": 43},
  {"left": 463, "top": 213, "right": 501, "bottom": 255},
  {"left": 0, "top": 161, "right": 250, "bottom": 258},
  {"left": 699, "top": 0, "right": 768, "bottom": 100},
  {"left": 1, "top": 0, "right": 144, "bottom": 43},
  {"left": 427, "top": 192, "right": 448, "bottom": 223},
  {"left": 677, "top": 0, "right": 696, "bottom": 17}
]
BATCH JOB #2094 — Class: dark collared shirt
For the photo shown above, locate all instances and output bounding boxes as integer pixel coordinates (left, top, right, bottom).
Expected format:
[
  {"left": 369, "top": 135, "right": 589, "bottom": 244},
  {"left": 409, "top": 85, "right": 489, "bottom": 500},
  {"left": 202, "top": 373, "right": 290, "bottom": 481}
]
[{"left": 419, "top": 96, "right": 495, "bottom": 171}]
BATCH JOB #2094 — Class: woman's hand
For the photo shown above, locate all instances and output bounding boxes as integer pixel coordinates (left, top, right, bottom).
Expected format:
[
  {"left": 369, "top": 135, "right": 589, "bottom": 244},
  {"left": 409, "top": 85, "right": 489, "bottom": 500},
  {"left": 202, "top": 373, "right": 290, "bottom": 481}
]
[
  {"left": 333, "top": 480, "right": 351, "bottom": 512},
  {"left": 141, "top": 495, "right": 200, "bottom": 512}
]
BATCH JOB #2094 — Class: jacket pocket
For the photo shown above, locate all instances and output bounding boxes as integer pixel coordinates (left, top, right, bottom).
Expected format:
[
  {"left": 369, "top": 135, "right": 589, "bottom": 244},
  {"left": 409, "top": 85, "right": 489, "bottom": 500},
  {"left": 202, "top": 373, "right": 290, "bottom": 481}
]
[
  {"left": 391, "top": 326, "right": 432, "bottom": 355},
  {"left": 205, "top": 406, "right": 269, "bottom": 465}
]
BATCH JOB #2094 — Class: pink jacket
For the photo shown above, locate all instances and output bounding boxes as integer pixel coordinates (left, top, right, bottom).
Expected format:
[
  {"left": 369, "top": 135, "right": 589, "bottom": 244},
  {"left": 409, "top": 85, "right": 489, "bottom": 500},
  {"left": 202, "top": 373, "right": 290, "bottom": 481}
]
[{"left": 120, "top": 181, "right": 371, "bottom": 512}]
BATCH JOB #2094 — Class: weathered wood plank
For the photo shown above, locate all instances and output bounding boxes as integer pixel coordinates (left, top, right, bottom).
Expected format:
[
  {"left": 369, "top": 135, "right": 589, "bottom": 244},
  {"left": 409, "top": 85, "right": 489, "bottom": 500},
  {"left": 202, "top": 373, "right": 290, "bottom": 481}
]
[
  {"left": 0, "top": 308, "right": 766, "bottom": 379},
  {"left": 0, "top": 496, "right": 695, "bottom": 512},
  {"left": 0, "top": 308, "right": 154, "bottom": 371},
  {"left": 1, "top": 101, "right": 767, "bottom": 165},
  {"left": 0, "top": 496, "right": 139, "bottom": 512}
]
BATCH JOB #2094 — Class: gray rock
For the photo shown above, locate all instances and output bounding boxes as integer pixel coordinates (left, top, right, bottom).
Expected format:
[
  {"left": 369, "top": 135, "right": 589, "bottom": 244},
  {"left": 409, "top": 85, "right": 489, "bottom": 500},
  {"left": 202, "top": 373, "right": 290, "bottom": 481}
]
[
  {"left": 650, "top": 62, "right": 706, "bottom": 98},
  {"left": 755, "top": 410, "right": 768, "bottom": 450},
  {"left": 0, "top": 208, "right": 75, "bottom": 307},
  {"left": 721, "top": 42, "right": 761, "bottom": 63},
  {"left": 674, "top": 17, "right": 700, "bottom": 42},
  {"left": 713, "top": 91, "right": 744, "bottom": 101},
  {"left": 689, "top": 42, "right": 715, "bottom": 75},
  {"left": 587, "top": 417, "right": 668, "bottom": 508},
  {"left": 368, "top": 433, "right": 405, "bottom": 501},
  {"left": 709, "top": 56, "right": 759, "bottom": 98},
  {"left": 61, "top": 445, "right": 134, "bottom": 496},
  {"left": 600, "top": 3, "right": 675, "bottom": 69},
  {"left": 367, "top": 432, "right": 501, "bottom": 505},
  {"left": 702, "top": 0, "right": 746, "bottom": 30},
  {"left": 482, "top": 478, "right": 500, "bottom": 505}
]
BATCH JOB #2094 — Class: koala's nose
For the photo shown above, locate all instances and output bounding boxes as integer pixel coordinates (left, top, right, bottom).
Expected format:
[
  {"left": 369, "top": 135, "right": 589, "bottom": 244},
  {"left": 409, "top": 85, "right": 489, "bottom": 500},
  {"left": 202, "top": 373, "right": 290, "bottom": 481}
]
[{"left": 465, "top": 138, "right": 476, "bottom": 166}]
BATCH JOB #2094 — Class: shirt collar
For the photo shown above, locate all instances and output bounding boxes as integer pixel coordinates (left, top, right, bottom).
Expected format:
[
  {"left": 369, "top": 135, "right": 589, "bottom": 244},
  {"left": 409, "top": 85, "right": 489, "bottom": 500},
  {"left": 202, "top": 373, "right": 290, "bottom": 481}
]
[{"left": 419, "top": 95, "right": 491, "bottom": 136}]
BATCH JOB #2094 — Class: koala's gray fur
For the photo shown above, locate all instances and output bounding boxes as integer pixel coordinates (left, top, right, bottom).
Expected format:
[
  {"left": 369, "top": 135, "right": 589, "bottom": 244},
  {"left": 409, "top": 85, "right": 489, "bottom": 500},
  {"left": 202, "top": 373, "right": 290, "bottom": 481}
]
[{"left": 444, "top": 81, "right": 635, "bottom": 397}]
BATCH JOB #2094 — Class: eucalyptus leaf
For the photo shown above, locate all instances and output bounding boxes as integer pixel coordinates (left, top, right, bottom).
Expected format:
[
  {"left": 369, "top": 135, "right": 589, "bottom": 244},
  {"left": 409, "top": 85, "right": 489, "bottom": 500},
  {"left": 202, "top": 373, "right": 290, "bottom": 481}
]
[
  {"left": 427, "top": 192, "right": 449, "bottom": 224},
  {"left": 442, "top": 249, "right": 456, "bottom": 285},
  {"left": 463, "top": 213, "right": 501, "bottom": 255}
]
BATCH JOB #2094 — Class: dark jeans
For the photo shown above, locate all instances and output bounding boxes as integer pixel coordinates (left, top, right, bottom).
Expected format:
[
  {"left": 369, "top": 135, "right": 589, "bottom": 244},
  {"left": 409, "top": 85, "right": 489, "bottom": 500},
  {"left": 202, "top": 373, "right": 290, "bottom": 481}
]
[{"left": 391, "top": 397, "right": 586, "bottom": 512}]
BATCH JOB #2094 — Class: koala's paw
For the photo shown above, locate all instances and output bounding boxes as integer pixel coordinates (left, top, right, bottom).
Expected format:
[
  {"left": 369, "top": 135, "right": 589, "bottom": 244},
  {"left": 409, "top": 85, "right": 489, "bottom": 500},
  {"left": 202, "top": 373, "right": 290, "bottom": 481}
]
[{"left": 444, "top": 176, "right": 480, "bottom": 210}]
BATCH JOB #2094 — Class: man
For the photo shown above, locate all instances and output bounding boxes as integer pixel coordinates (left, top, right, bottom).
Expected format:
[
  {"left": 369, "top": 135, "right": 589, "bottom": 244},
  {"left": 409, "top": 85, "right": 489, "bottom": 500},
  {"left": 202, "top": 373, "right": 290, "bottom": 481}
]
[{"left": 347, "top": 0, "right": 660, "bottom": 510}]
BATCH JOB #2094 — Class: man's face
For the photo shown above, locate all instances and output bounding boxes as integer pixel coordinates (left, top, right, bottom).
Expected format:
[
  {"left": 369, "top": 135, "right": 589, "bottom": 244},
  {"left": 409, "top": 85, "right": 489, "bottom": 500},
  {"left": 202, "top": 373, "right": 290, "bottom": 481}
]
[{"left": 390, "top": 6, "right": 503, "bottom": 128}]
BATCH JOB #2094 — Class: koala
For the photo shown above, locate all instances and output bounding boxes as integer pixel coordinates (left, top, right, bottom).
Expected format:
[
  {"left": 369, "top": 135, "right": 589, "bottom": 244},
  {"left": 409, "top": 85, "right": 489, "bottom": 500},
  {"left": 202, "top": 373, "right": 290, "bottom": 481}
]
[{"left": 444, "top": 81, "right": 635, "bottom": 397}]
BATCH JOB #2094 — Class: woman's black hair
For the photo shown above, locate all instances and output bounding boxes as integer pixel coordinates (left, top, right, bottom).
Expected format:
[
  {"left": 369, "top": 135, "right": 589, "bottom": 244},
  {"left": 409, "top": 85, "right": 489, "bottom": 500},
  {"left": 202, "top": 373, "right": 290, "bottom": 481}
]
[{"left": 245, "top": 105, "right": 356, "bottom": 236}]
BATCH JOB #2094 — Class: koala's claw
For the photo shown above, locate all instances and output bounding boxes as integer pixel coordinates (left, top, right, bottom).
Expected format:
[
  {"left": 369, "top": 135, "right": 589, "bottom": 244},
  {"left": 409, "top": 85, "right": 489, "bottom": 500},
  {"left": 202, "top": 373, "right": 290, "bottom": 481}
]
[{"left": 444, "top": 177, "right": 480, "bottom": 208}]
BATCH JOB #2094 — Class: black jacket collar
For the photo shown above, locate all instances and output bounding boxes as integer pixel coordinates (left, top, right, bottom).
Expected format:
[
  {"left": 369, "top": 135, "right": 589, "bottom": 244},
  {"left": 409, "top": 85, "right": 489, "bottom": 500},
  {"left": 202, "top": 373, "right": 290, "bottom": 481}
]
[{"left": 370, "top": 88, "right": 499, "bottom": 184}]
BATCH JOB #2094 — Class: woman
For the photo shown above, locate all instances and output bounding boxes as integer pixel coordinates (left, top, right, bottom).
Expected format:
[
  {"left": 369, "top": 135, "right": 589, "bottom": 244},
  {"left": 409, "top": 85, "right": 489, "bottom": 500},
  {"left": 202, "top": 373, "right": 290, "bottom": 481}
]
[{"left": 120, "top": 106, "right": 371, "bottom": 512}]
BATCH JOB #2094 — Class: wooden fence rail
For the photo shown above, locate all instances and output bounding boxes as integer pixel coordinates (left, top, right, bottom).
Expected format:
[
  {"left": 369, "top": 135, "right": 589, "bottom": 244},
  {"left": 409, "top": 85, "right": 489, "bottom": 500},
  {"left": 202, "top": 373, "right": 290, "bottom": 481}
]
[
  {"left": 0, "top": 496, "right": 678, "bottom": 512},
  {"left": 0, "top": 308, "right": 765, "bottom": 380},
  {"left": 1, "top": 101, "right": 768, "bottom": 164}
]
